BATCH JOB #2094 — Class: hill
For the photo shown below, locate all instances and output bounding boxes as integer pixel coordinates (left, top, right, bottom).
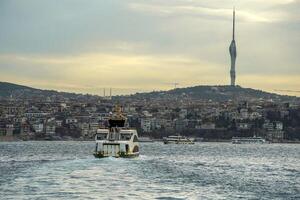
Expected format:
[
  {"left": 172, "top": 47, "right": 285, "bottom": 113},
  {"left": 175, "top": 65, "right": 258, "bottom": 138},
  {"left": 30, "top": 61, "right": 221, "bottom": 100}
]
[
  {"left": 0, "top": 82, "right": 81, "bottom": 99},
  {"left": 0, "top": 82, "right": 299, "bottom": 102},
  {"left": 125, "top": 85, "right": 300, "bottom": 102},
  {"left": 0, "top": 82, "right": 32, "bottom": 97}
]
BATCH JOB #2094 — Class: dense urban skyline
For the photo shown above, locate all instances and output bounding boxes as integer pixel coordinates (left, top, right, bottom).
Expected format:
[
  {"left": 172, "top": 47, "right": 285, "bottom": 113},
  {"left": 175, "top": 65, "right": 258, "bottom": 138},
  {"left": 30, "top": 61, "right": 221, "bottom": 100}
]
[{"left": 0, "top": 0, "right": 299, "bottom": 96}]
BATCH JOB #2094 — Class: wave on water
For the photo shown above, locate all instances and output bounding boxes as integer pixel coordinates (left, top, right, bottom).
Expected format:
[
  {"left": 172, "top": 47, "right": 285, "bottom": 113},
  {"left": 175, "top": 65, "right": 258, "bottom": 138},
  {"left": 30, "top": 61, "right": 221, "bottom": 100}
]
[{"left": 0, "top": 142, "right": 299, "bottom": 199}]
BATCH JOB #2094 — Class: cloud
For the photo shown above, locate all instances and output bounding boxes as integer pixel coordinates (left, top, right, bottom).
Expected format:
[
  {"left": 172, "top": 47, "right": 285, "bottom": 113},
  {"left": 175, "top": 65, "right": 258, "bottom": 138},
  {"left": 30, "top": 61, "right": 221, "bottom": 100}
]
[
  {"left": 0, "top": 52, "right": 225, "bottom": 94},
  {"left": 0, "top": 0, "right": 299, "bottom": 96},
  {"left": 239, "top": 74, "right": 300, "bottom": 96},
  {"left": 128, "top": 0, "right": 300, "bottom": 23},
  {"left": 128, "top": 3, "right": 273, "bottom": 22}
]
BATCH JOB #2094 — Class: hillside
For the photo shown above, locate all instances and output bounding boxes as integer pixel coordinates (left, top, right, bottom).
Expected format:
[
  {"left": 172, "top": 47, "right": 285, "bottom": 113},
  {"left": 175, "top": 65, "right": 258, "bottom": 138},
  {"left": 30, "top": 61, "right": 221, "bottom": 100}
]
[
  {"left": 0, "top": 82, "right": 80, "bottom": 99},
  {"left": 0, "top": 82, "right": 299, "bottom": 102},
  {"left": 126, "top": 85, "right": 300, "bottom": 102},
  {"left": 0, "top": 82, "right": 34, "bottom": 97}
]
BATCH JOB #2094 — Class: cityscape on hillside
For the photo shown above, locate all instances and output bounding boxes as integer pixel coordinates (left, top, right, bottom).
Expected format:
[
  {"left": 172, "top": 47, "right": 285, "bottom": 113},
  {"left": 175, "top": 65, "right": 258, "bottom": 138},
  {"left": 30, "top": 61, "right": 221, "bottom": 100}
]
[{"left": 0, "top": 81, "right": 299, "bottom": 142}]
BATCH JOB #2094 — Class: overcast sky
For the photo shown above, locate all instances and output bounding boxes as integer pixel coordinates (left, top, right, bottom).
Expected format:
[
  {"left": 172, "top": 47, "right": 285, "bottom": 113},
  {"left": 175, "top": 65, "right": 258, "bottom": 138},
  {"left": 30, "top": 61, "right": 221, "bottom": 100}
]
[{"left": 0, "top": 0, "right": 299, "bottom": 96}]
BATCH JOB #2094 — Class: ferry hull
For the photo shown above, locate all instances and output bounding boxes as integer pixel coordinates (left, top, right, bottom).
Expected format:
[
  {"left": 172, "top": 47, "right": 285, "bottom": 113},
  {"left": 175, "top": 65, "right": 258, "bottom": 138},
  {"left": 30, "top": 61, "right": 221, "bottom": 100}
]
[
  {"left": 94, "top": 142, "right": 139, "bottom": 158},
  {"left": 93, "top": 152, "right": 139, "bottom": 158},
  {"left": 232, "top": 137, "right": 266, "bottom": 144},
  {"left": 163, "top": 141, "right": 194, "bottom": 144},
  {"left": 163, "top": 136, "right": 195, "bottom": 144}
]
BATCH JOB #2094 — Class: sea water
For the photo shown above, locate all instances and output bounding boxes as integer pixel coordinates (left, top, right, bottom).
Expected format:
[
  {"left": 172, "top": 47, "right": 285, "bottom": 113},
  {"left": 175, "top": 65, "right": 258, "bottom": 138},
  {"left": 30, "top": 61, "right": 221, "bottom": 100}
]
[{"left": 0, "top": 141, "right": 299, "bottom": 199}]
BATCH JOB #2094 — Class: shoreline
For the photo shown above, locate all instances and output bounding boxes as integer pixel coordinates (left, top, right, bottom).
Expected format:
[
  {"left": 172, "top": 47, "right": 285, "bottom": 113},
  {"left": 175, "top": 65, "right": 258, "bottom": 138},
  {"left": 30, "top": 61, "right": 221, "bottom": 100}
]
[{"left": 1, "top": 136, "right": 299, "bottom": 144}]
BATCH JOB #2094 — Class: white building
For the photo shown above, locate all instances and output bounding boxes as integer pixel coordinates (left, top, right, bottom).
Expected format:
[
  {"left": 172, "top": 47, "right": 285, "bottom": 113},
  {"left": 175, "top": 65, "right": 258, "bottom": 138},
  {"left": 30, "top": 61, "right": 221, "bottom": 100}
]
[
  {"left": 200, "top": 122, "right": 216, "bottom": 130},
  {"left": 240, "top": 108, "right": 249, "bottom": 119},
  {"left": 79, "top": 122, "right": 89, "bottom": 136},
  {"left": 45, "top": 120, "right": 56, "bottom": 135},
  {"left": 89, "top": 122, "right": 99, "bottom": 136},
  {"left": 237, "top": 122, "right": 251, "bottom": 130},
  {"left": 275, "top": 121, "right": 283, "bottom": 130},
  {"left": 65, "top": 118, "right": 78, "bottom": 124},
  {"left": 141, "top": 118, "right": 152, "bottom": 132},
  {"left": 263, "top": 120, "right": 274, "bottom": 131},
  {"left": 179, "top": 109, "right": 188, "bottom": 119},
  {"left": 33, "top": 123, "right": 44, "bottom": 133},
  {"left": 249, "top": 112, "right": 262, "bottom": 120},
  {"left": 5, "top": 124, "right": 14, "bottom": 136}
]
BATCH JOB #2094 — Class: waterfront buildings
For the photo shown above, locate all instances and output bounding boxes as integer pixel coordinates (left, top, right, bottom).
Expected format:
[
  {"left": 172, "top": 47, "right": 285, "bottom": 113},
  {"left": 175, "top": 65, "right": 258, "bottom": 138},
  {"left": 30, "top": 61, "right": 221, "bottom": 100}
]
[{"left": 0, "top": 90, "right": 299, "bottom": 142}]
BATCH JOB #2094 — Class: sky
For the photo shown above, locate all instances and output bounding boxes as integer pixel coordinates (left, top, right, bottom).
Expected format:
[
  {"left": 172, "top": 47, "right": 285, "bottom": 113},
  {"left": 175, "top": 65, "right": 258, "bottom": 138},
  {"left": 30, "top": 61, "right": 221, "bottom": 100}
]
[{"left": 0, "top": 0, "right": 299, "bottom": 96}]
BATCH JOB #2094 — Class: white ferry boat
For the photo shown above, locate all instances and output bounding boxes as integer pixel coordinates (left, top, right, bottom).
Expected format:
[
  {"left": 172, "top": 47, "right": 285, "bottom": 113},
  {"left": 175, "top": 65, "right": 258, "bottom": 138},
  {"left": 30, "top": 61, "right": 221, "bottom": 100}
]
[
  {"left": 94, "top": 106, "right": 139, "bottom": 158},
  {"left": 163, "top": 135, "right": 195, "bottom": 144},
  {"left": 232, "top": 136, "right": 266, "bottom": 144}
]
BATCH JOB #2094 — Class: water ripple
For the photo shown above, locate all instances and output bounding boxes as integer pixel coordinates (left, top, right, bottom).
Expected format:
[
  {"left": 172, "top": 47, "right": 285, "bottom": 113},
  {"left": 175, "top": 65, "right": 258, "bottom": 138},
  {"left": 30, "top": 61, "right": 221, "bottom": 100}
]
[{"left": 0, "top": 141, "right": 299, "bottom": 199}]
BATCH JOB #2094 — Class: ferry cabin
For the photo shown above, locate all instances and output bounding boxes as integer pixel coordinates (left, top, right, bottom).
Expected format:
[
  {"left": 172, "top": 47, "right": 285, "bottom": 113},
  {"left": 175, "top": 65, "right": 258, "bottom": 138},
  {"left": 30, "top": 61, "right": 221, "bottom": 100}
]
[{"left": 94, "top": 128, "right": 139, "bottom": 158}]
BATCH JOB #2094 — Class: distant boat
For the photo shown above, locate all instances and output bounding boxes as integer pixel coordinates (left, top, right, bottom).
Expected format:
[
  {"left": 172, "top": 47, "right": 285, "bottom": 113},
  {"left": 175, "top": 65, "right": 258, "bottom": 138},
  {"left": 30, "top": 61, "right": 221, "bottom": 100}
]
[
  {"left": 94, "top": 105, "right": 139, "bottom": 158},
  {"left": 194, "top": 137, "right": 204, "bottom": 142},
  {"left": 163, "top": 135, "right": 195, "bottom": 144},
  {"left": 138, "top": 137, "right": 154, "bottom": 143},
  {"left": 232, "top": 136, "right": 266, "bottom": 144}
]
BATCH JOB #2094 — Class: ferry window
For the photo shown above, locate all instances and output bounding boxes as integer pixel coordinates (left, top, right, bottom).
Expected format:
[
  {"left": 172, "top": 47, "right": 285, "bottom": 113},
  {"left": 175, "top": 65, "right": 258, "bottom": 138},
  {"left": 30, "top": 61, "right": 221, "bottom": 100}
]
[
  {"left": 97, "top": 134, "right": 107, "bottom": 140},
  {"left": 125, "top": 144, "right": 129, "bottom": 153},
  {"left": 133, "top": 135, "right": 138, "bottom": 142},
  {"left": 121, "top": 133, "right": 131, "bottom": 141},
  {"left": 133, "top": 145, "right": 139, "bottom": 152}
]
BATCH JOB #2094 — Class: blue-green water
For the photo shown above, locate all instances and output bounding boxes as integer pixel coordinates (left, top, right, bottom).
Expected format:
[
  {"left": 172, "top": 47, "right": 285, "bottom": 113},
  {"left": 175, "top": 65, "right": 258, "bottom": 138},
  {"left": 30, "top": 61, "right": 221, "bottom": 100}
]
[{"left": 0, "top": 142, "right": 299, "bottom": 199}]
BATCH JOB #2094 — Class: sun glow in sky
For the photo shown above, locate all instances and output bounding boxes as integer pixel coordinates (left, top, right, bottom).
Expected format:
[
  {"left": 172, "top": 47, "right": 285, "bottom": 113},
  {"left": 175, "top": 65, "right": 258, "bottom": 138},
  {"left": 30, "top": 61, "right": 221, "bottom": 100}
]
[{"left": 0, "top": 0, "right": 299, "bottom": 96}]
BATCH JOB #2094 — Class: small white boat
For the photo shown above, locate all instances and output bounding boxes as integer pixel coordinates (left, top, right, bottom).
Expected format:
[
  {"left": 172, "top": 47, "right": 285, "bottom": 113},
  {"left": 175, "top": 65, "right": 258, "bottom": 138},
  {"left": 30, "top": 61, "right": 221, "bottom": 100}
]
[
  {"left": 94, "top": 106, "right": 139, "bottom": 158},
  {"left": 138, "top": 137, "right": 154, "bottom": 143},
  {"left": 163, "top": 135, "right": 195, "bottom": 144},
  {"left": 232, "top": 136, "right": 266, "bottom": 144}
]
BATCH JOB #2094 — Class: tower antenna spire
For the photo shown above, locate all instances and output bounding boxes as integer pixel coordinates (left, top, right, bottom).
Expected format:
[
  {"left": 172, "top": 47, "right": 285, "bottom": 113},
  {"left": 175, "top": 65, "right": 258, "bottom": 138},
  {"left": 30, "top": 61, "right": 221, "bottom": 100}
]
[{"left": 233, "top": 7, "right": 235, "bottom": 40}]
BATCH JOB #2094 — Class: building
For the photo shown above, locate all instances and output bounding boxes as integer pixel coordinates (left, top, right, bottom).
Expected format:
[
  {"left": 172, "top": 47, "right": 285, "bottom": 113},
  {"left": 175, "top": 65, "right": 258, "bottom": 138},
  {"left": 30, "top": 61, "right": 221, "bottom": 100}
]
[
  {"left": 237, "top": 122, "right": 251, "bottom": 130},
  {"left": 263, "top": 120, "right": 274, "bottom": 131},
  {"left": 20, "top": 122, "right": 30, "bottom": 135},
  {"left": 141, "top": 118, "right": 152, "bottom": 133},
  {"left": 275, "top": 121, "right": 283, "bottom": 130},
  {"left": 79, "top": 122, "right": 89, "bottom": 136},
  {"left": 174, "top": 119, "right": 187, "bottom": 131},
  {"left": 5, "top": 124, "right": 14, "bottom": 136},
  {"left": 45, "top": 120, "right": 56, "bottom": 135},
  {"left": 89, "top": 122, "right": 99, "bottom": 136},
  {"left": 200, "top": 122, "right": 216, "bottom": 130},
  {"left": 263, "top": 120, "right": 285, "bottom": 142},
  {"left": 65, "top": 118, "right": 78, "bottom": 124},
  {"left": 32, "top": 123, "right": 44, "bottom": 133},
  {"left": 240, "top": 108, "right": 248, "bottom": 119}
]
